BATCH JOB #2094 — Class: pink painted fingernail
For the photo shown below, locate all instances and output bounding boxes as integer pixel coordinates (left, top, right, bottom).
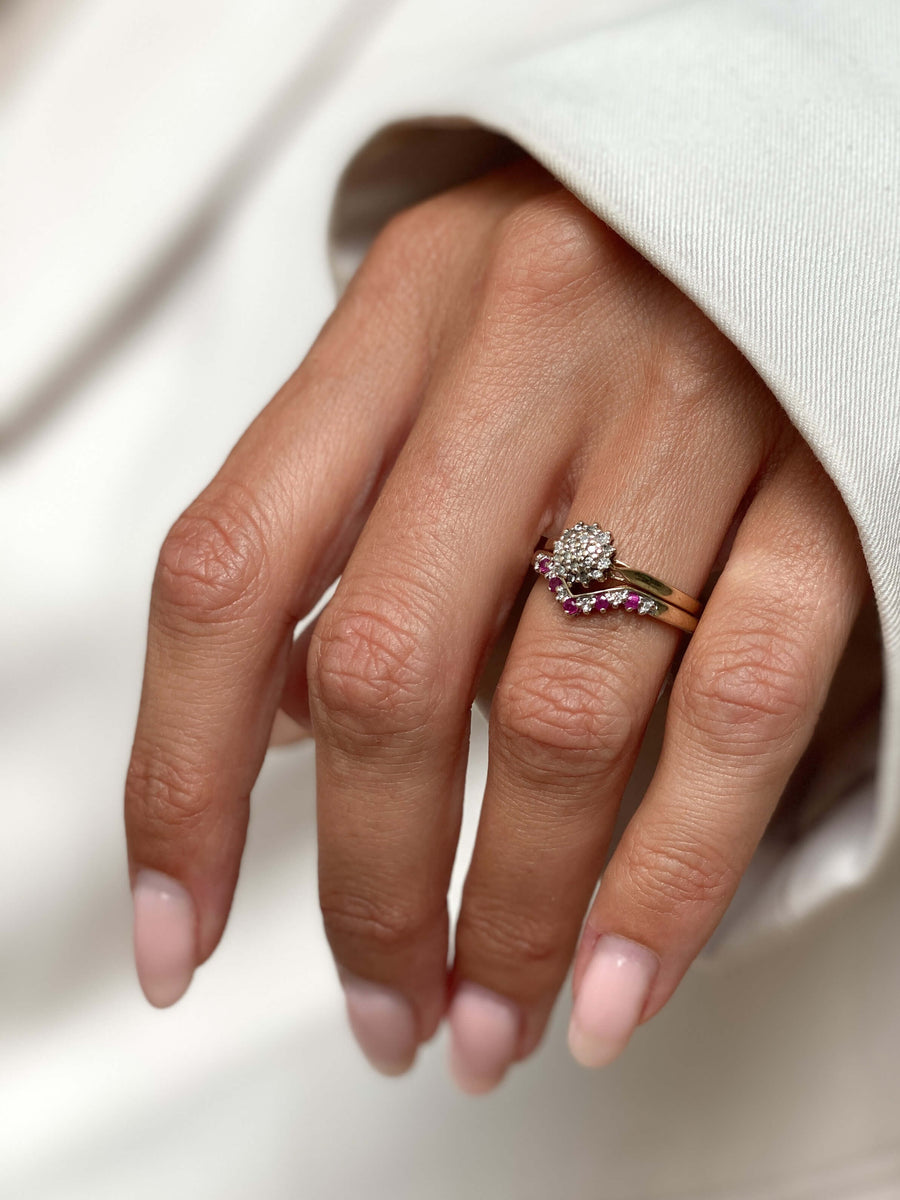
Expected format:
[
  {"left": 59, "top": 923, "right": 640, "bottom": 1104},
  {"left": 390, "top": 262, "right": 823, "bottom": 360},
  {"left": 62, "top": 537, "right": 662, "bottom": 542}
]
[
  {"left": 341, "top": 974, "right": 419, "bottom": 1076},
  {"left": 567, "top": 934, "right": 659, "bottom": 1068},
  {"left": 447, "top": 983, "right": 521, "bottom": 1095},
  {"left": 132, "top": 869, "right": 197, "bottom": 1008}
]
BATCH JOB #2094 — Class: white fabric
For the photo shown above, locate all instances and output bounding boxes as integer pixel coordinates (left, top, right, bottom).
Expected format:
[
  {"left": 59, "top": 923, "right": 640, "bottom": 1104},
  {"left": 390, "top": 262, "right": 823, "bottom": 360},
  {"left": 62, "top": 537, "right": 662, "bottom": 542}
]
[{"left": 2, "top": 1, "right": 898, "bottom": 1196}]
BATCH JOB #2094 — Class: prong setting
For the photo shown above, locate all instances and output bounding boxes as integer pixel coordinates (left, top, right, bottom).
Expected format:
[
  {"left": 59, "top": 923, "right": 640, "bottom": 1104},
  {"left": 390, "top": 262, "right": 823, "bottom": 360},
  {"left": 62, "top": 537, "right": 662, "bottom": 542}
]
[{"left": 533, "top": 528, "right": 661, "bottom": 620}]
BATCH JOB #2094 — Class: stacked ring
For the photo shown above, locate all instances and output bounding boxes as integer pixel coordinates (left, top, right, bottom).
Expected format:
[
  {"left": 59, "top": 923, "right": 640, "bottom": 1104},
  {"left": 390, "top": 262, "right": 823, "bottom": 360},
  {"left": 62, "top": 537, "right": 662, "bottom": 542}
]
[{"left": 533, "top": 522, "right": 703, "bottom": 634}]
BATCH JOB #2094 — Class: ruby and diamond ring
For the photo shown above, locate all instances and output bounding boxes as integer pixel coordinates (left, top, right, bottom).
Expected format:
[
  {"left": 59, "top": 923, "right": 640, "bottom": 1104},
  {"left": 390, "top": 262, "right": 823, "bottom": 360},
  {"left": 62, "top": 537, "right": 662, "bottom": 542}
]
[{"left": 532, "top": 522, "right": 703, "bottom": 635}]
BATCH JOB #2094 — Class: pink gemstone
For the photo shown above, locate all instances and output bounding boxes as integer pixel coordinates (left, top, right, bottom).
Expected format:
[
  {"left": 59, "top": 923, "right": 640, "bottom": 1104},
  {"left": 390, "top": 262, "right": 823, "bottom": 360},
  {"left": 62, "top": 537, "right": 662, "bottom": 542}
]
[
  {"left": 594, "top": 596, "right": 610, "bottom": 611},
  {"left": 538, "top": 557, "right": 551, "bottom": 575},
  {"left": 562, "top": 598, "right": 579, "bottom": 614},
  {"left": 548, "top": 576, "right": 563, "bottom": 590},
  {"left": 624, "top": 591, "right": 641, "bottom": 611}
]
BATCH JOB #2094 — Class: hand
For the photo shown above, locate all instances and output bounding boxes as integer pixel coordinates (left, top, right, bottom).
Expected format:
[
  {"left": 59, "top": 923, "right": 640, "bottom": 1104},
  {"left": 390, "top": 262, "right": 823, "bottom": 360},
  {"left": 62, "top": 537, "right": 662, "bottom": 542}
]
[{"left": 124, "top": 159, "right": 869, "bottom": 1093}]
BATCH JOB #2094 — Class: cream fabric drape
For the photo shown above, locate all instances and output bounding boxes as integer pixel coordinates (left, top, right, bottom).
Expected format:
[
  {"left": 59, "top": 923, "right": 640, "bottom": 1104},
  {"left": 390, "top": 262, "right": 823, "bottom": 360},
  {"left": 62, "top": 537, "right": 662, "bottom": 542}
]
[{"left": 3, "top": 2, "right": 899, "bottom": 1196}]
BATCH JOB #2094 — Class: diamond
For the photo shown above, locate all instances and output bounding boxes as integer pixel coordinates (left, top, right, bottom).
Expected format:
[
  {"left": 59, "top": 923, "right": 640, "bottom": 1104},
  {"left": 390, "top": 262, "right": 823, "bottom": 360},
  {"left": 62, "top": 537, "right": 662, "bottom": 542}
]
[{"left": 551, "top": 524, "right": 615, "bottom": 589}]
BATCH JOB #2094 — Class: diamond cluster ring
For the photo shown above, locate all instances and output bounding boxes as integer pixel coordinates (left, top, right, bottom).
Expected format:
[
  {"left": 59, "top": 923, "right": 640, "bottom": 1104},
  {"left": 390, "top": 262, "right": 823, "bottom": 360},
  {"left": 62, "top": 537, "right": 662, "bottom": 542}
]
[{"left": 532, "top": 522, "right": 703, "bottom": 634}]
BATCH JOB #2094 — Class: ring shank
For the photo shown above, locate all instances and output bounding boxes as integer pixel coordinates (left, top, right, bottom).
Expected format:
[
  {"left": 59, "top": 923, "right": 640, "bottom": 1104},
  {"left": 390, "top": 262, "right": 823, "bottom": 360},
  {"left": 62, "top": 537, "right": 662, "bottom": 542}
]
[
  {"left": 613, "top": 560, "right": 702, "bottom": 616},
  {"left": 643, "top": 600, "right": 698, "bottom": 635}
]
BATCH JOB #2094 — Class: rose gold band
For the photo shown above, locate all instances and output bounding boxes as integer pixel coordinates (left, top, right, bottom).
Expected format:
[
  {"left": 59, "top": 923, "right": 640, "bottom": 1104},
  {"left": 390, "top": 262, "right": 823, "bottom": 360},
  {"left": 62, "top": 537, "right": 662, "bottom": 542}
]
[{"left": 610, "top": 560, "right": 703, "bottom": 617}]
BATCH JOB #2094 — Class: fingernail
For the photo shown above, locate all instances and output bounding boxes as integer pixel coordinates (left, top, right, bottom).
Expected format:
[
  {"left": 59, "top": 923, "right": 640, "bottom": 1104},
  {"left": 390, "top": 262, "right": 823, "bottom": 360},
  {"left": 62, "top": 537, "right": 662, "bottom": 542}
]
[
  {"left": 341, "top": 974, "right": 419, "bottom": 1076},
  {"left": 447, "top": 983, "right": 521, "bottom": 1095},
  {"left": 567, "top": 934, "right": 659, "bottom": 1068},
  {"left": 132, "top": 869, "right": 197, "bottom": 1008}
]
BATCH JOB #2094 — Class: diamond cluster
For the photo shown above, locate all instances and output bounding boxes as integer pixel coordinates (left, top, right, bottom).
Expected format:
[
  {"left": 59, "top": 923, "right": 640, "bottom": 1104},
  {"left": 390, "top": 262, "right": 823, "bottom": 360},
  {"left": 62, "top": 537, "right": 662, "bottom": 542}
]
[
  {"left": 532, "top": 522, "right": 660, "bottom": 619},
  {"left": 551, "top": 522, "right": 614, "bottom": 587}
]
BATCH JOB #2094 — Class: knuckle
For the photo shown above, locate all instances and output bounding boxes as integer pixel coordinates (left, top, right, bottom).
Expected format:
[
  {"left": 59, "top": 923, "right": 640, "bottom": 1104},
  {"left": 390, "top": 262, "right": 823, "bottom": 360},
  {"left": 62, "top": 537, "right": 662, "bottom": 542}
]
[
  {"left": 644, "top": 338, "right": 721, "bottom": 424},
  {"left": 674, "top": 621, "right": 812, "bottom": 754},
  {"left": 309, "top": 593, "right": 444, "bottom": 737},
  {"left": 125, "top": 745, "right": 211, "bottom": 839},
  {"left": 372, "top": 200, "right": 436, "bottom": 257},
  {"left": 616, "top": 824, "right": 739, "bottom": 919},
  {"left": 361, "top": 201, "right": 447, "bottom": 295},
  {"left": 458, "top": 904, "right": 565, "bottom": 991},
  {"left": 491, "top": 653, "right": 637, "bottom": 779},
  {"left": 639, "top": 330, "right": 770, "bottom": 458},
  {"left": 320, "top": 889, "right": 440, "bottom": 958},
  {"left": 155, "top": 482, "right": 271, "bottom": 623},
  {"left": 485, "top": 191, "right": 602, "bottom": 313}
]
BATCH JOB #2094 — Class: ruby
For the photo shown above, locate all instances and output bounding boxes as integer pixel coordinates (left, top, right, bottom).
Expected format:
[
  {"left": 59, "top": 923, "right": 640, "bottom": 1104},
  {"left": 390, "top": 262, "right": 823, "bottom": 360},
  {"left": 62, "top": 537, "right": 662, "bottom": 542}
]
[
  {"left": 562, "top": 598, "right": 579, "bottom": 614},
  {"left": 538, "top": 557, "right": 552, "bottom": 575},
  {"left": 624, "top": 591, "right": 641, "bottom": 611},
  {"left": 548, "top": 576, "right": 563, "bottom": 590},
  {"left": 594, "top": 595, "right": 610, "bottom": 611}
]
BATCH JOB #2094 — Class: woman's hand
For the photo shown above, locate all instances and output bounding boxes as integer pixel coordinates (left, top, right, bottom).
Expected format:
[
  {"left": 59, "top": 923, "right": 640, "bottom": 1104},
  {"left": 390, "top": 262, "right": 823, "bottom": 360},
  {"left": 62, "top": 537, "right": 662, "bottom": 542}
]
[{"left": 124, "top": 160, "right": 869, "bottom": 1093}]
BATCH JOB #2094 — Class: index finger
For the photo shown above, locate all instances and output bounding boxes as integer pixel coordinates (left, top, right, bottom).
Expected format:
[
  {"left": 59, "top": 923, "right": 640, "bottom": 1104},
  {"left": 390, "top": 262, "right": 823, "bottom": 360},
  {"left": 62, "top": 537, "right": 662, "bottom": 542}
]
[{"left": 124, "top": 224, "right": 437, "bottom": 1006}]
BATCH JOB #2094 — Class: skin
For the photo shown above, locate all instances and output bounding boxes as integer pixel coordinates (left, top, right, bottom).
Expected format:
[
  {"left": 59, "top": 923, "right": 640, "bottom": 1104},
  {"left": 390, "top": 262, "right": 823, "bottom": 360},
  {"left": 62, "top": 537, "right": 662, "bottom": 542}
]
[{"left": 124, "top": 159, "right": 870, "bottom": 1081}]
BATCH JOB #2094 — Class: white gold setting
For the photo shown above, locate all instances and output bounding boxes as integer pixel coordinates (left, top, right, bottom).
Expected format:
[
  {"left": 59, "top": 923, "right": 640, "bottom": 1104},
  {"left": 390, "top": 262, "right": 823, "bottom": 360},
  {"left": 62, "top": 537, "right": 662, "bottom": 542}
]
[
  {"left": 533, "top": 522, "right": 667, "bottom": 622},
  {"left": 550, "top": 522, "right": 614, "bottom": 587}
]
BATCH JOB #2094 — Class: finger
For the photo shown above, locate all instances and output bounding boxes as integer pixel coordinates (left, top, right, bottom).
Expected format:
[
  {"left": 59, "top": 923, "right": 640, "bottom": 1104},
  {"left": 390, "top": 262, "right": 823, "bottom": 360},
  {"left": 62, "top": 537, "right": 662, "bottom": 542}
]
[
  {"left": 567, "top": 437, "right": 869, "bottom": 1068},
  {"left": 307, "top": 189, "right": 616, "bottom": 1074},
  {"left": 446, "top": 368, "right": 773, "bottom": 1092},
  {"left": 125, "top": 207, "right": 446, "bottom": 1007}
]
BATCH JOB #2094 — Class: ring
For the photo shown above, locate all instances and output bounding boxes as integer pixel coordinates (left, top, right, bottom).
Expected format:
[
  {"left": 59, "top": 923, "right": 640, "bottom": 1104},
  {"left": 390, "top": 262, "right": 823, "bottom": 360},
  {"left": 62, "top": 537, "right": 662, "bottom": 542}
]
[{"left": 532, "top": 522, "right": 703, "bottom": 634}]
